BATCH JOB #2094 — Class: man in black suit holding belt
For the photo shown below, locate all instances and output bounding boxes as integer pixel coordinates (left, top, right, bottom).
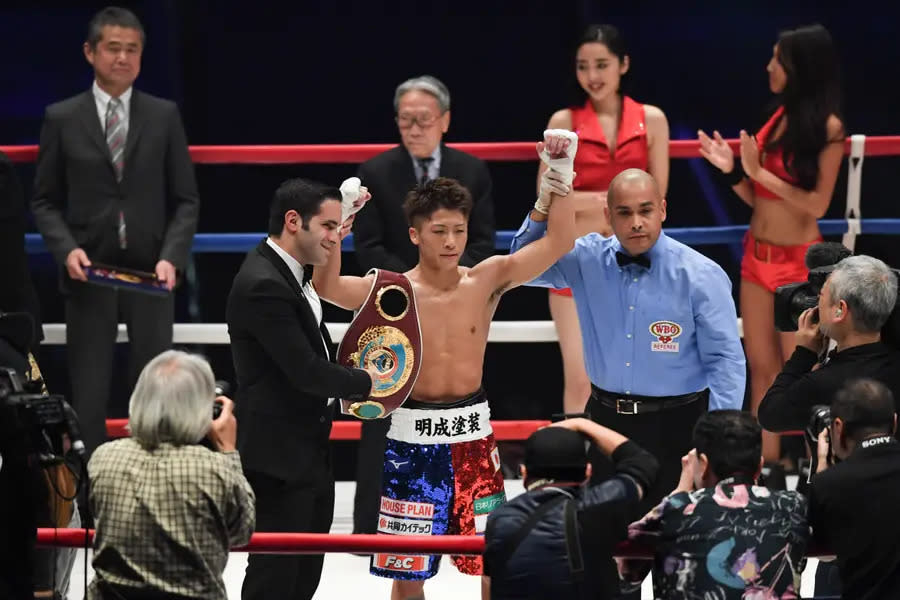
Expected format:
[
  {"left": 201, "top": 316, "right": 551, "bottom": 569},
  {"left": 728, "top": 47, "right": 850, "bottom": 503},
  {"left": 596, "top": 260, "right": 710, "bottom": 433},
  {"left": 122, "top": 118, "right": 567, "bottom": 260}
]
[
  {"left": 227, "top": 178, "right": 374, "bottom": 600},
  {"left": 351, "top": 74, "right": 496, "bottom": 535},
  {"left": 30, "top": 6, "right": 199, "bottom": 457}
]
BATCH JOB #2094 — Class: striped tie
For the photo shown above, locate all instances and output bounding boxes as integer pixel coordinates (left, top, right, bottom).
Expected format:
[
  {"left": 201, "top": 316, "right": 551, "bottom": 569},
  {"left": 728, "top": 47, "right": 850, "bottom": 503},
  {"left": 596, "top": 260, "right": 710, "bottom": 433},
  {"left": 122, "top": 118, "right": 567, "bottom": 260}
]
[{"left": 105, "top": 97, "right": 126, "bottom": 182}]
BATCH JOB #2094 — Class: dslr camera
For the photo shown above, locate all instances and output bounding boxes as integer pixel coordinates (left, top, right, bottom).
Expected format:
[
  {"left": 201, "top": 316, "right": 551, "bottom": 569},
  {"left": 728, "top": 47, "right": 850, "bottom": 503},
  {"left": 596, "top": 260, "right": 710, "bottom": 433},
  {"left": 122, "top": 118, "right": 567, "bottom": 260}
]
[
  {"left": 805, "top": 404, "right": 833, "bottom": 480},
  {"left": 0, "top": 367, "right": 84, "bottom": 464}
]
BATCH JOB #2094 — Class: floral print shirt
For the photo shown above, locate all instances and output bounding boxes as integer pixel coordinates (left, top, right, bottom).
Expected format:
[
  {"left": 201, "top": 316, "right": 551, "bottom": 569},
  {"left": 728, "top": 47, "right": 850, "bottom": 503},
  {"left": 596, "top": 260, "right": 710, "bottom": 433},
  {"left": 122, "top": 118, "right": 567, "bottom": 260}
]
[{"left": 620, "top": 476, "right": 809, "bottom": 599}]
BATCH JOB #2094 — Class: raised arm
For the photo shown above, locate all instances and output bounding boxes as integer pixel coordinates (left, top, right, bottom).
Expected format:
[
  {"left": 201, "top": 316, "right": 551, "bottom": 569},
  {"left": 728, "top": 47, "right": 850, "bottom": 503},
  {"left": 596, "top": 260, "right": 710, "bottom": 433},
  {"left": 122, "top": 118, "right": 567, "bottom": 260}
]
[
  {"left": 312, "top": 210, "right": 375, "bottom": 312},
  {"left": 739, "top": 115, "right": 845, "bottom": 218},
  {"left": 476, "top": 132, "right": 577, "bottom": 293},
  {"left": 698, "top": 129, "right": 756, "bottom": 208}
]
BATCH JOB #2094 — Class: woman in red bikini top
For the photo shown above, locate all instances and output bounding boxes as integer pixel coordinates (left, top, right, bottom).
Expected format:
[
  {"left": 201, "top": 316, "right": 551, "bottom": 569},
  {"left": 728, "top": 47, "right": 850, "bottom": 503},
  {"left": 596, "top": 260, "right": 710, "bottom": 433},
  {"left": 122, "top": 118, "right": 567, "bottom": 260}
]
[
  {"left": 538, "top": 24, "right": 670, "bottom": 414},
  {"left": 698, "top": 24, "right": 845, "bottom": 466}
]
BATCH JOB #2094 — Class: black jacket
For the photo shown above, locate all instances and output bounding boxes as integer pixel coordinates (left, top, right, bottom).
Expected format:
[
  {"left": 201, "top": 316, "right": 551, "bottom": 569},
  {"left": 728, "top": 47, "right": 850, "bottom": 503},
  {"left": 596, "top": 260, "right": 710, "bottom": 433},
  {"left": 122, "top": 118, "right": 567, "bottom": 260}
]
[
  {"left": 354, "top": 144, "right": 495, "bottom": 271},
  {"left": 31, "top": 89, "right": 199, "bottom": 275},
  {"left": 484, "top": 441, "right": 658, "bottom": 600},
  {"left": 226, "top": 241, "right": 371, "bottom": 482},
  {"left": 810, "top": 439, "right": 900, "bottom": 600},
  {"left": 758, "top": 342, "right": 900, "bottom": 432}
]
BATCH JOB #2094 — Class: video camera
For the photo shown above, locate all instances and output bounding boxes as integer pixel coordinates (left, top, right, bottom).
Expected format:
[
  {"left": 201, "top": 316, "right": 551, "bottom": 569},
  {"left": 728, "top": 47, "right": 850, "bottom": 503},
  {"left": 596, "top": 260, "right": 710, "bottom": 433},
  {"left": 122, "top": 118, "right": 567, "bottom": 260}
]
[
  {"left": 0, "top": 367, "right": 85, "bottom": 465},
  {"left": 773, "top": 243, "right": 900, "bottom": 348},
  {"left": 773, "top": 266, "right": 835, "bottom": 332}
]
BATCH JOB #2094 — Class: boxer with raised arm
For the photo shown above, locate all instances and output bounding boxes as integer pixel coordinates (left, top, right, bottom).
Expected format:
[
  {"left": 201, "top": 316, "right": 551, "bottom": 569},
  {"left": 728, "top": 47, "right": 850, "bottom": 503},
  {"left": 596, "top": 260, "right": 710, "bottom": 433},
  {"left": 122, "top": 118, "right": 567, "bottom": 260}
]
[{"left": 314, "top": 131, "right": 577, "bottom": 600}]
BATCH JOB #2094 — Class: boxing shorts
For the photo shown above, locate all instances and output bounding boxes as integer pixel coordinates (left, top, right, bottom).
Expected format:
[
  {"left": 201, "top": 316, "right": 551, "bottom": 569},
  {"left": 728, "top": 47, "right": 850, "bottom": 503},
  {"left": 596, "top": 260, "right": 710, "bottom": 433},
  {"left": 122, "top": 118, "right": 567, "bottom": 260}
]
[{"left": 370, "top": 390, "right": 506, "bottom": 580}]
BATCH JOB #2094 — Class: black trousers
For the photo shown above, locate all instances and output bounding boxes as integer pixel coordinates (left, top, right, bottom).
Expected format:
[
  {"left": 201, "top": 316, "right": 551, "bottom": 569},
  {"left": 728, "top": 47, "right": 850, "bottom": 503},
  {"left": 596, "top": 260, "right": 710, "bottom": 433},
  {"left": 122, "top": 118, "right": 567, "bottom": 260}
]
[
  {"left": 352, "top": 416, "right": 391, "bottom": 534},
  {"left": 586, "top": 389, "right": 709, "bottom": 519},
  {"left": 242, "top": 466, "right": 335, "bottom": 600},
  {"left": 64, "top": 281, "right": 173, "bottom": 456}
]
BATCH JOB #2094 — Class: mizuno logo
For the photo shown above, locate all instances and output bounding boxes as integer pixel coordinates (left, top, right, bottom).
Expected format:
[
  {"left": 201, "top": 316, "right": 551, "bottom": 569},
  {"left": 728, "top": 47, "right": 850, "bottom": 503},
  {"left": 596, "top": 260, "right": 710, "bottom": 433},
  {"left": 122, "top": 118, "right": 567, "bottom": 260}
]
[{"left": 388, "top": 459, "right": 410, "bottom": 469}]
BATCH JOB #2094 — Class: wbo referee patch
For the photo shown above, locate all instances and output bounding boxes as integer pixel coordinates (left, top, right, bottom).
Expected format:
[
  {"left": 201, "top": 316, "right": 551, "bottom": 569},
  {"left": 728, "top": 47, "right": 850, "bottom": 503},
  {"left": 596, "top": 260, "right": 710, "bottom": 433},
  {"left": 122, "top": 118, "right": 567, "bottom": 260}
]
[{"left": 650, "top": 321, "right": 682, "bottom": 352}]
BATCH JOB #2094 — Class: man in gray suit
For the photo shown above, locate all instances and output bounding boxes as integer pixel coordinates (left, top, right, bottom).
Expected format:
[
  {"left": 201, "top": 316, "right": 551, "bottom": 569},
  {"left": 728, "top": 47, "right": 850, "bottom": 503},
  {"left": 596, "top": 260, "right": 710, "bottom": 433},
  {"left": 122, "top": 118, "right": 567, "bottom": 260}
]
[{"left": 31, "top": 6, "right": 199, "bottom": 458}]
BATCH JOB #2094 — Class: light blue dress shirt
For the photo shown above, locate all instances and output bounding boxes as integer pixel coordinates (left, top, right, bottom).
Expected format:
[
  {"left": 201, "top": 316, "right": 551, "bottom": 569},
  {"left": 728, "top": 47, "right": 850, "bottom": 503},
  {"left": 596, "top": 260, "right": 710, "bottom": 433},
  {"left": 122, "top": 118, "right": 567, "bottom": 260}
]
[{"left": 510, "top": 218, "right": 746, "bottom": 410}]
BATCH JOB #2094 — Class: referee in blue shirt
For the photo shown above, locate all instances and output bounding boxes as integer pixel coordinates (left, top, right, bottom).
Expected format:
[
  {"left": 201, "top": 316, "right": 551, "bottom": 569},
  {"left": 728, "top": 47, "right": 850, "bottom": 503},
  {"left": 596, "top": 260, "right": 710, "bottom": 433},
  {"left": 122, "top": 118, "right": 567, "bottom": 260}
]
[{"left": 511, "top": 168, "right": 746, "bottom": 514}]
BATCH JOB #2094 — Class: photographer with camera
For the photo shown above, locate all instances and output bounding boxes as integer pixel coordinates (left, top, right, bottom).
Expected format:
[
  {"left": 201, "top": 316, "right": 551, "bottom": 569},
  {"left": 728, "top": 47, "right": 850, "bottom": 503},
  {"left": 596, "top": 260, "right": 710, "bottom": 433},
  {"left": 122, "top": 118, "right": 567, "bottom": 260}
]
[
  {"left": 483, "top": 418, "right": 658, "bottom": 600},
  {"left": 620, "top": 410, "right": 809, "bottom": 599},
  {"left": 809, "top": 378, "right": 900, "bottom": 599},
  {"left": 759, "top": 255, "right": 900, "bottom": 432},
  {"left": 87, "top": 350, "right": 255, "bottom": 599}
]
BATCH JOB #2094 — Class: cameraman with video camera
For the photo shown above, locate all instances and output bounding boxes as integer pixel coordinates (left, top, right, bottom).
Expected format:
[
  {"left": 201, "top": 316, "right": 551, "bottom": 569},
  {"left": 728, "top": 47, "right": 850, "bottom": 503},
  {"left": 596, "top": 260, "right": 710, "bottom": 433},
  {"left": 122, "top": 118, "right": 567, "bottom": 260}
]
[
  {"left": 87, "top": 350, "right": 255, "bottom": 599},
  {"left": 759, "top": 255, "right": 900, "bottom": 432},
  {"left": 1, "top": 311, "right": 85, "bottom": 600},
  {"left": 808, "top": 378, "right": 900, "bottom": 599}
]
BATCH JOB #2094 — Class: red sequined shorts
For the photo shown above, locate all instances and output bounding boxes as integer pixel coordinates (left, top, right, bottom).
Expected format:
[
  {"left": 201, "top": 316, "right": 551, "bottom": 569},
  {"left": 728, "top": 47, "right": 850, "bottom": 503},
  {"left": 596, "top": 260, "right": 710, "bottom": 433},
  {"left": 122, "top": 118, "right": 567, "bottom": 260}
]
[{"left": 370, "top": 391, "right": 506, "bottom": 580}]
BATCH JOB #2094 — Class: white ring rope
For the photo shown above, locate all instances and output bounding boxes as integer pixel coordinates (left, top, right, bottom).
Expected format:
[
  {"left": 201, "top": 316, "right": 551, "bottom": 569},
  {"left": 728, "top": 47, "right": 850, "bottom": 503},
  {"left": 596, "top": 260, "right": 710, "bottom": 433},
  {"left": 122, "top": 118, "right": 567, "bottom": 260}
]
[{"left": 41, "top": 319, "right": 745, "bottom": 345}]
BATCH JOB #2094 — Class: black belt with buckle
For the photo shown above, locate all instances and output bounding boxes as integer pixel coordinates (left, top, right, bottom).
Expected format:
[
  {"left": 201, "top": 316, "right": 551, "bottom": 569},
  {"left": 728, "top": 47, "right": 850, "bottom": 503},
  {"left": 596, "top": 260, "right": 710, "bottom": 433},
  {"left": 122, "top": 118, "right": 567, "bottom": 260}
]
[{"left": 590, "top": 385, "right": 708, "bottom": 415}]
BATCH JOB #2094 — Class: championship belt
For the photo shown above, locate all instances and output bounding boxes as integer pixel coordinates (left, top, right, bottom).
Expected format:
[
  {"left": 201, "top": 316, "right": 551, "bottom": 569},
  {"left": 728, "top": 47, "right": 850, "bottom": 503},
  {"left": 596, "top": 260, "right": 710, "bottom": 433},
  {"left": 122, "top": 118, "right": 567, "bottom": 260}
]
[{"left": 337, "top": 269, "right": 422, "bottom": 419}]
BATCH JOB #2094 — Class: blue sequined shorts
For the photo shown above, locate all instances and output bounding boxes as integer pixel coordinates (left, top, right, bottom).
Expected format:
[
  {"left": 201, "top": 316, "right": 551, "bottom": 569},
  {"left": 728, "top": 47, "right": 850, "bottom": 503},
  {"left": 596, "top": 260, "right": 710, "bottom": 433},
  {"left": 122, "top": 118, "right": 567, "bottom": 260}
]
[{"left": 370, "top": 391, "right": 506, "bottom": 580}]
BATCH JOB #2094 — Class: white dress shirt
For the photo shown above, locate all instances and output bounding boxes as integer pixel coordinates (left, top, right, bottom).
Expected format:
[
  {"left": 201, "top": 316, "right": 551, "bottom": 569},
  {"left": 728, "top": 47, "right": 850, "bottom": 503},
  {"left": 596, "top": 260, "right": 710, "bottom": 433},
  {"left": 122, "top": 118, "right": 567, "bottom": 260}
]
[
  {"left": 266, "top": 238, "right": 334, "bottom": 405},
  {"left": 265, "top": 237, "right": 329, "bottom": 356},
  {"left": 92, "top": 80, "right": 133, "bottom": 135}
]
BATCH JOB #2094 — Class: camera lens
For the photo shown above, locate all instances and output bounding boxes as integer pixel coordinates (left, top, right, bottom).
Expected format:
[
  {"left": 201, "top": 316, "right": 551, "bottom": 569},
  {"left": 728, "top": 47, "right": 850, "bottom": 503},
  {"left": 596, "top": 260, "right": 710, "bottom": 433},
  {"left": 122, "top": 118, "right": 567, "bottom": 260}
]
[{"left": 789, "top": 291, "right": 819, "bottom": 329}]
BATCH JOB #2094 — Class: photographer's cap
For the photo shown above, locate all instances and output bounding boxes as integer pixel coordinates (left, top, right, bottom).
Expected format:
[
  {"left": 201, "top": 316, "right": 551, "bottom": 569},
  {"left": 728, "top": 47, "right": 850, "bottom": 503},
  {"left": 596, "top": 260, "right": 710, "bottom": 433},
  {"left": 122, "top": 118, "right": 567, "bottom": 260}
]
[{"left": 524, "top": 427, "right": 588, "bottom": 477}]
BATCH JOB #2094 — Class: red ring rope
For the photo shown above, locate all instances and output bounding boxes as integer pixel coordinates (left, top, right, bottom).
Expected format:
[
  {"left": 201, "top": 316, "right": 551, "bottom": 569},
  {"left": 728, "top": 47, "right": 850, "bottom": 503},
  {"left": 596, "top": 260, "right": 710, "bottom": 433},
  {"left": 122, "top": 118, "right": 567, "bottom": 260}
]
[
  {"left": 35, "top": 528, "right": 831, "bottom": 559},
  {"left": 3, "top": 136, "right": 900, "bottom": 164}
]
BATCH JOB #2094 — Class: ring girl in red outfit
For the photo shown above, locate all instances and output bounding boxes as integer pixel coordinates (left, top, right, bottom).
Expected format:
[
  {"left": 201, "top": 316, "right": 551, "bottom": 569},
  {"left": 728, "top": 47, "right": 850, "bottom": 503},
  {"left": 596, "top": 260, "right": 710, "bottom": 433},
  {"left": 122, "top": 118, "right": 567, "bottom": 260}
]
[
  {"left": 538, "top": 24, "right": 670, "bottom": 414},
  {"left": 698, "top": 24, "right": 844, "bottom": 464}
]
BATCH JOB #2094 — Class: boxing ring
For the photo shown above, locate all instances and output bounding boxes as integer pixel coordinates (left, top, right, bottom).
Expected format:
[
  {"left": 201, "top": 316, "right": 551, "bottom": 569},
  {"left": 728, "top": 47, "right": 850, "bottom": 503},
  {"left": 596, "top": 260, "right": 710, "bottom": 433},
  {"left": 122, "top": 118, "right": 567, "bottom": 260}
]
[{"left": 6, "top": 134, "right": 900, "bottom": 597}]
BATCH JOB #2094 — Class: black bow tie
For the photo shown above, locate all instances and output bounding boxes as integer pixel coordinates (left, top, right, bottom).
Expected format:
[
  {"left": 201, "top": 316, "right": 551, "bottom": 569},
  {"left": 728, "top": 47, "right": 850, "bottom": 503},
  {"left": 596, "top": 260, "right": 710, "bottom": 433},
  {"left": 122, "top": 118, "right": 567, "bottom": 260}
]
[
  {"left": 616, "top": 251, "right": 651, "bottom": 269},
  {"left": 302, "top": 264, "right": 313, "bottom": 285}
]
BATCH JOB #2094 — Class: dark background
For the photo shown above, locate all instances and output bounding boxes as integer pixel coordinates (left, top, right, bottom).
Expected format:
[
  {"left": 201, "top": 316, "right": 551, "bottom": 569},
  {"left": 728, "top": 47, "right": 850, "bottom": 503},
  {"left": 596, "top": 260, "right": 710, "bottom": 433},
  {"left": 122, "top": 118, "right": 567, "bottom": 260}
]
[{"left": 2, "top": 1, "right": 898, "bottom": 475}]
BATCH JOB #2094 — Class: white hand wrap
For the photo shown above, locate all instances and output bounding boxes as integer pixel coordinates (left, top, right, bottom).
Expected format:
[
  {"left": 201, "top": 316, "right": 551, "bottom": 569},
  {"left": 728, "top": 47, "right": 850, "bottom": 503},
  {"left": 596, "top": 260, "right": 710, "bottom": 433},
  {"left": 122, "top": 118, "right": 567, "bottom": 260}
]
[
  {"left": 339, "top": 177, "right": 365, "bottom": 223},
  {"left": 538, "top": 129, "right": 579, "bottom": 186}
]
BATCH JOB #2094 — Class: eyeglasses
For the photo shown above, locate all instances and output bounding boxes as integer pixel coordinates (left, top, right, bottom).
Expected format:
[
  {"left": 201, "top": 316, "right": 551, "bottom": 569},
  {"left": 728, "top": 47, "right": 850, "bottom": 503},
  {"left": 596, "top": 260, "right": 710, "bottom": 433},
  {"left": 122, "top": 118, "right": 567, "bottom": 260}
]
[{"left": 396, "top": 113, "right": 440, "bottom": 129}]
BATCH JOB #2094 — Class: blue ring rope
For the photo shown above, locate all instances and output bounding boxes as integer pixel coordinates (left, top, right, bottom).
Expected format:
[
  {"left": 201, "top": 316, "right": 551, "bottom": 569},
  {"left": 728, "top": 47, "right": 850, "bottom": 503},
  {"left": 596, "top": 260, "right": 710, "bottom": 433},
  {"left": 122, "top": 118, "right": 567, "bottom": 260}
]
[{"left": 23, "top": 219, "right": 896, "bottom": 254}]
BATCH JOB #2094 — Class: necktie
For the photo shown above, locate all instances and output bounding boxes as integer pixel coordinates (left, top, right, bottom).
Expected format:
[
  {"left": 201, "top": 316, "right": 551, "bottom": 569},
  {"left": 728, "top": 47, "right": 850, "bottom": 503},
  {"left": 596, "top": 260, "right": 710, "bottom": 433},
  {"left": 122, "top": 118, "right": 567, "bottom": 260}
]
[
  {"left": 417, "top": 157, "right": 434, "bottom": 185},
  {"left": 105, "top": 97, "right": 126, "bottom": 181},
  {"left": 302, "top": 264, "right": 314, "bottom": 285},
  {"left": 615, "top": 251, "right": 651, "bottom": 270}
]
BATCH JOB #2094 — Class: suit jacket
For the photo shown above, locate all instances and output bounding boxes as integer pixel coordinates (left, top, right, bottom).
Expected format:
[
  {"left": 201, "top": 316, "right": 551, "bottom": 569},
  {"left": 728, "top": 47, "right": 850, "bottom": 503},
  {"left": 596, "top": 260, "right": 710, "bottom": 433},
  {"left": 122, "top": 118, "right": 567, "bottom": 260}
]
[
  {"left": 31, "top": 89, "right": 199, "bottom": 275},
  {"left": 226, "top": 241, "right": 371, "bottom": 482},
  {"left": 354, "top": 144, "right": 495, "bottom": 272},
  {"left": 0, "top": 151, "right": 42, "bottom": 344}
]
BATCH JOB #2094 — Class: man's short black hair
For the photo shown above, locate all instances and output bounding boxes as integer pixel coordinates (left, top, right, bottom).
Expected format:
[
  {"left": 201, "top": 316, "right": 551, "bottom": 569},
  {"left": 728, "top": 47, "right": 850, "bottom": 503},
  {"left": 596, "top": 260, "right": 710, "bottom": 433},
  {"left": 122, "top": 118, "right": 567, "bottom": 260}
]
[
  {"left": 403, "top": 177, "right": 472, "bottom": 227},
  {"left": 267, "top": 178, "right": 342, "bottom": 235},
  {"left": 693, "top": 410, "right": 762, "bottom": 480},
  {"left": 87, "top": 6, "right": 146, "bottom": 48},
  {"left": 832, "top": 378, "right": 896, "bottom": 439}
]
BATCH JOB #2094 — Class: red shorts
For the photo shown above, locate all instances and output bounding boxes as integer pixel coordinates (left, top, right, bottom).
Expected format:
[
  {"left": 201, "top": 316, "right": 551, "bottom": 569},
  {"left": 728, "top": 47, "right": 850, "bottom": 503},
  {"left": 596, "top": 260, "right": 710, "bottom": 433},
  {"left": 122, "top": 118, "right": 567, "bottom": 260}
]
[
  {"left": 549, "top": 287, "right": 573, "bottom": 297},
  {"left": 740, "top": 231, "right": 823, "bottom": 293}
]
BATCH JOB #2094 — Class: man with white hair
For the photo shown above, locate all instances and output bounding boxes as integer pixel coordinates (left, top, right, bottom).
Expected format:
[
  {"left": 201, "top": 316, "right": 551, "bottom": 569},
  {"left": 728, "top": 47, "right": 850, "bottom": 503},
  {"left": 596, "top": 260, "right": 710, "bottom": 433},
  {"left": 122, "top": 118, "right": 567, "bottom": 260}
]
[
  {"left": 759, "top": 255, "right": 900, "bottom": 431},
  {"left": 87, "top": 350, "right": 255, "bottom": 600},
  {"left": 350, "top": 75, "right": 496, "bottom": 536}
]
